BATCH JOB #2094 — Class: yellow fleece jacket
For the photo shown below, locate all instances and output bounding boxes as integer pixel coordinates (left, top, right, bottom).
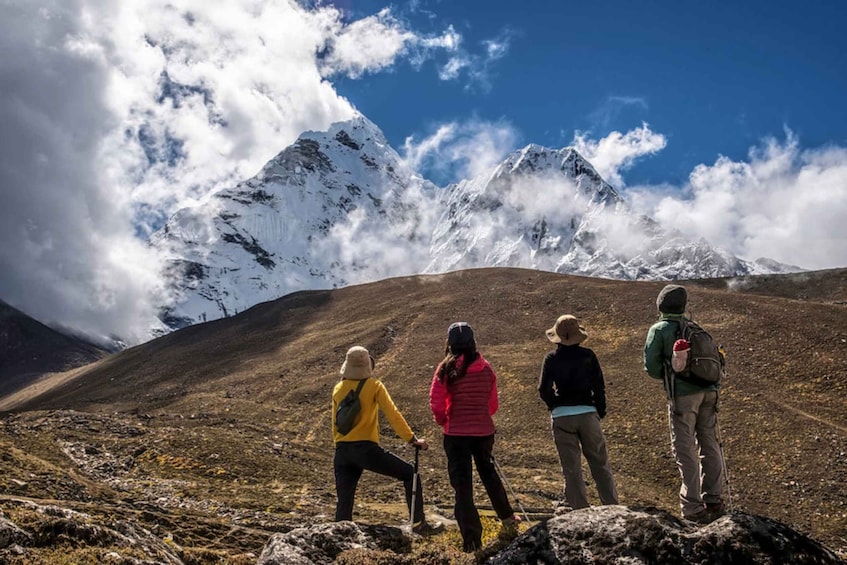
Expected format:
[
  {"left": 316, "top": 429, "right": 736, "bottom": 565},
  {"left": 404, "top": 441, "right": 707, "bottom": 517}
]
[{"left": 332, "top": 378, "right": 414, "bottom": 444}]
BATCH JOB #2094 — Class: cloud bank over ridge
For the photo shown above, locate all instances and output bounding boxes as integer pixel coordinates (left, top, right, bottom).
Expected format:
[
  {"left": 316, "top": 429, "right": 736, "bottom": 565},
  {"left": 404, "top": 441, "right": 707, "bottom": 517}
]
[
  {"left": 0, "top": 0, "right": 466, "bottom": 343},
  {"left": 2, "top": 1, "right": 846, "bottom": 344}
]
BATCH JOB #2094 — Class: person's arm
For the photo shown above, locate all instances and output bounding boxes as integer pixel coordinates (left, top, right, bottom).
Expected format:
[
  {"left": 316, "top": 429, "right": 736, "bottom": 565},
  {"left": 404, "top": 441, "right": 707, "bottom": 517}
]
[
  {"left": 643, "top": 324, "right": 666, "bottom": 380},
  {"left": 429, "top": 371, "right": 448, "bottom": 427},
  {"left": 590, "top": 351, "right": 607, "bottom": 418},
  {"left": 487, "top": 363, "right": 499, "bottom": 416},
  {"left": 375, "top": 381, "right": 415, "bottom": 442},
  {"left": 538, "top": 354, "right": 555, "bottom": 409},
  {"left": 331, "top": 383, "right": 341, "bottom": 438}
]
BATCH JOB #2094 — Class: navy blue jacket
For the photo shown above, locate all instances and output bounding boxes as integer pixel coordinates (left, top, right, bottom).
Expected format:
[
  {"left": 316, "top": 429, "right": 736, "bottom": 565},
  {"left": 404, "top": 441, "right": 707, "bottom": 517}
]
[{"left": 538, "top": 344, "right": 607, "bottom": 417}]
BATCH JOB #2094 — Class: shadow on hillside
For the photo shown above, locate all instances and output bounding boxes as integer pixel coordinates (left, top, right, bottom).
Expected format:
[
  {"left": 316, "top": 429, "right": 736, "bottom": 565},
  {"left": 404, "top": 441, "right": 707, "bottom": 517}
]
[{"left": 9, "top": 289, "right": 334, "bottom": 412}]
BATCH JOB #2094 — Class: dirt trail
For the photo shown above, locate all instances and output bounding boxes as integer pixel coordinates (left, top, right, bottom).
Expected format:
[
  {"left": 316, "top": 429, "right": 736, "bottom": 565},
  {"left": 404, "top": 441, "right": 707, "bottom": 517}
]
[
  {"left": 0, "top": 361, "right": 102, "bottom": 411},
  {"left": 769, "top": 400, "right": 847, "bottom": 434}
]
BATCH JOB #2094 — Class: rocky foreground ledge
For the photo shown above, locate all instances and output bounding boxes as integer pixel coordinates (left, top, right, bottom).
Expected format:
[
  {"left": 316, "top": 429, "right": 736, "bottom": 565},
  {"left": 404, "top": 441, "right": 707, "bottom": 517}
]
[{"left": 2, "top": 502, "right": 844, "bottom": 564}]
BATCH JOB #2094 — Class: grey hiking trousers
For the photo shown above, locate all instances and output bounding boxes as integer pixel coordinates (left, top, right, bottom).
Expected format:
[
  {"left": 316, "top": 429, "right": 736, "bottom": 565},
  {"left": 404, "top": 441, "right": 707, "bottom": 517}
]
[
  {"left": 551, "top": 412, "right": 619, "bottom": 509},
  {"left": 670, "top": 389, "right": 725, "bottom": 518}
]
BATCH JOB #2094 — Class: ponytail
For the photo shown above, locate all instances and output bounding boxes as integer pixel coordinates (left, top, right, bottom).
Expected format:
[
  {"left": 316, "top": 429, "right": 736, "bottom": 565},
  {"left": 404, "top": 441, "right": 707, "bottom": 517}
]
[{"left": 436, "top": 340, "right": 479, "bottom": 385}]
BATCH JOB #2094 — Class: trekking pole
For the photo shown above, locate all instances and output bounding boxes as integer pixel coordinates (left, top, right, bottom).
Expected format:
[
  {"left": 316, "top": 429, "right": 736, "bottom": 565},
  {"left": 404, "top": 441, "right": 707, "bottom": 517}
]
[
  {"left": 662, "top": 364, "right": 676, "bottom": 448},
  {"left": 409, "top": 445, "right": 420, "bottom": 528},
  {"left": 492, "top": 455, "right": 530, "bottom": 523},
  {"left": 714, "top": 400, "right": 733, "bottom": 512}
]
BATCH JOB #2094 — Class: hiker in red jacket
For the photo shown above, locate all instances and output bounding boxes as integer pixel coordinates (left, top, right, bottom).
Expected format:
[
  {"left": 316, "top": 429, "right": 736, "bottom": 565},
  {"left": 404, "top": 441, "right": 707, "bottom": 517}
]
[{"left": 429, "top": 322, "right": 520, "bottom": 553}]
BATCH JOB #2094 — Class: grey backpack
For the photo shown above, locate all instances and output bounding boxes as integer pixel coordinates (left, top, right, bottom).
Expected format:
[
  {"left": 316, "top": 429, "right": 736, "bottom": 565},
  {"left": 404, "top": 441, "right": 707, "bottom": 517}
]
[{"left": 674, "top": 318, "right": 725, "bottom": 386}]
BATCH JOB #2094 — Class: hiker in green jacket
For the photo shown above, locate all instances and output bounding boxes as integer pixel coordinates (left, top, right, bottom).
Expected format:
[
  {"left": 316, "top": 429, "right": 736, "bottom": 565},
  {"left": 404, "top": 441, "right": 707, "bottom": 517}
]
[{"left": 643, "top": 284, "right": 726, "bottom": 524}]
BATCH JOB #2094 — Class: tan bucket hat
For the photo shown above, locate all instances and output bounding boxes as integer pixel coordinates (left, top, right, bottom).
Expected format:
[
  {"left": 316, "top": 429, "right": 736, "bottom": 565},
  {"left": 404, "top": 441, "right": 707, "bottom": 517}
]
[
  {"left": 340, "top": 346, "right": 375, "bottom": 380},
  {"left": 545, "top": 315, "right": 588, "bottom": 345}
]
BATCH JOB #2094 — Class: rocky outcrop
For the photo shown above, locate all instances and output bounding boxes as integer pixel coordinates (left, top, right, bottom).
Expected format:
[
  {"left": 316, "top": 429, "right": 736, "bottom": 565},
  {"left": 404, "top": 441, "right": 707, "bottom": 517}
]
[
  {"left": 488, "top": 505, "right": 845, "bottom": 565},
  {"left": 256, "top": 521, "right": 410, "bottom": 565},
  {"left": 0, "top": 500, "right": 184, "bottom": 564},
  {"left": 252, "top": 506, "right": 846, "bottom": 565},
  {"left": 0, "top": 512, "right": 32, "bottom": 549}
]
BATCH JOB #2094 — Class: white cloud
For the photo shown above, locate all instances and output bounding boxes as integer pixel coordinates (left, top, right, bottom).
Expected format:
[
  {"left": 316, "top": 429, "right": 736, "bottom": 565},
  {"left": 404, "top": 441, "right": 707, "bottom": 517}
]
[
  {"left": 0, "top": 0, "right": 461, "bottom": 343},
  {"left": 588, "top": 95, "right": 649, "bottom": 130},
  {"left": 402, "top": 118, "right": 519, "bottom": 183},
  {"left": 436, "top": 28, "right": 512, "bottom": 90},
  {"left": 627, "top": 131, "right": 847, "bottom": 270},
  {"left": 439, "top": 55, "right": 470, "bottom": 80},
  {"left": 571, "top": 123, "right": 668, "bottom": 187},
  {"left": 318, "top": 182, "right": 439, "bottom": 285},
  {"left": 319, "top": 10, "right": 463, "bottom": 78},
  {"left": 483, "top": 37, "right": 510, "bottom": 60},
  {"left": 318, "top": 8, "right": 416, "bottom": 78}
]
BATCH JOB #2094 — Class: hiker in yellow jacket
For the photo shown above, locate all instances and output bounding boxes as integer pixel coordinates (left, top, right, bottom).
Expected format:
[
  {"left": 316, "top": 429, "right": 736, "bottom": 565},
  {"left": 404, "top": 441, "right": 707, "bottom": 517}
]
[{"left": 332, "top": 346, "right": 434, "bottom": 532}]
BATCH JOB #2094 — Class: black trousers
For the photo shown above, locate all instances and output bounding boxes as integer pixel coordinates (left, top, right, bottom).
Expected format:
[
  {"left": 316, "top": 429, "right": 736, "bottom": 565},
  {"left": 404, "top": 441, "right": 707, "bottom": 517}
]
[
  {"left": 443, "top": 434, "right": 514, "bottom": 551},
  {"left": 334, "top": 440, "right": 424, "bottom": 523}
]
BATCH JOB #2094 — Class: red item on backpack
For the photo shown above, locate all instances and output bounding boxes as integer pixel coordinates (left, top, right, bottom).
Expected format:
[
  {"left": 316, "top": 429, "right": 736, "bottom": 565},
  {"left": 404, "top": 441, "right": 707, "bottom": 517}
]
[{"left": 672, "top": 339, "right": 690, "bottom": 373}]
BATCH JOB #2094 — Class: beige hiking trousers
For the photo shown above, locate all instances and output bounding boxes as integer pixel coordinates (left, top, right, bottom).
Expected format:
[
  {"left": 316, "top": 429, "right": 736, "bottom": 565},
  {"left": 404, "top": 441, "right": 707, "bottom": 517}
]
[
  {"left": 670, "top": 389, "right": 725, "bottom": 518},
  {"left": 551, "top": 412, "right": 619, "bottom": 510}
]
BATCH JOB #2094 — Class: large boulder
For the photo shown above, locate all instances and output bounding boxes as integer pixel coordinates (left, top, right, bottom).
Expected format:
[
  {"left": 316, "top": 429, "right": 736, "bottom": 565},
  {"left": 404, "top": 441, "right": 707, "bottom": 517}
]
[
  {"left": 256, "top": 521, "right": 410, "bottom": 565},
  {"left": 488, "top": 505, "right": 845, "bottom": 564},
  {"left": 0, "top": 513, "right": 32, "bottom": 549}
]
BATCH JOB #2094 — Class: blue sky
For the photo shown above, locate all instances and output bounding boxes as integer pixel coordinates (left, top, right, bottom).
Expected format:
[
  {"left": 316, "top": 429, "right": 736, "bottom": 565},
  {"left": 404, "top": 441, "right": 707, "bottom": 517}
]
[
  {"left": 332, "top": 0, "right": 847, "bottom": 186},
  {"left": 1, "top": 0, "right": 846, "bottom": 341}
]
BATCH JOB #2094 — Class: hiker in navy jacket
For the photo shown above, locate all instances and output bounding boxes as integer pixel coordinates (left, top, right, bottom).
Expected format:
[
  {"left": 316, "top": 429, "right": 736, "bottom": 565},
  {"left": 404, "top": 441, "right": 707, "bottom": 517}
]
[
  {"left": 430, "top": 322, "right": 520, "bottom": 552},
  {"left": 538, "top": 315, "right": 618, "bottom": 510}
]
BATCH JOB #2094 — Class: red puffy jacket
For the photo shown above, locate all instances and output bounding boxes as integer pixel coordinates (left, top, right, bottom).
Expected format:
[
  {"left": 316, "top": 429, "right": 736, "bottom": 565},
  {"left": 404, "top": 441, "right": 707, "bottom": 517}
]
[{"left": 429, "top": 354, "right": 498, "bottom": 436}]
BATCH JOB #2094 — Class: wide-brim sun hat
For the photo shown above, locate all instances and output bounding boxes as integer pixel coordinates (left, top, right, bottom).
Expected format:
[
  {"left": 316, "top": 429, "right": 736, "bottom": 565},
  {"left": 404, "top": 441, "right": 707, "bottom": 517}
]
[
  {"left": 340, "top": 346, "right": 375, "bottom": 380},
  {"left": 546, "top": 315, "right": 588, "bottom": 345}
]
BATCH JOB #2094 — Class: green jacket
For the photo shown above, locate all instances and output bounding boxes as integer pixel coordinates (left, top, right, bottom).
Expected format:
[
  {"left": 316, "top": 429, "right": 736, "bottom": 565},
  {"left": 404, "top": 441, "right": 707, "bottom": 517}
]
[{"left": 643, "top": 313, "right": 718, "bottom": 397}]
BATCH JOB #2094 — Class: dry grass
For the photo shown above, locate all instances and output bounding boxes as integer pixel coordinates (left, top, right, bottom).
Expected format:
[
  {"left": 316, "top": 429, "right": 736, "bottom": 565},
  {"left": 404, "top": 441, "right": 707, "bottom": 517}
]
[{"left": 1, "top": 267, "right": 846, "bottom": 561}]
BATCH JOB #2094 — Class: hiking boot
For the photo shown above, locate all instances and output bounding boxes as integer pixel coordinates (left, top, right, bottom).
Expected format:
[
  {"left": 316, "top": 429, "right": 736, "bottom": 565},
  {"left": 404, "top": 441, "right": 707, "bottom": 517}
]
[
  {"left": 412, "top": 520, "right": 444, "bottom": 537},
  {"left": 684, "top": 508, "right": 713, "bottom": 525},
  {"left": 498, "top": 514, "right": 522, "bottom": 541},
  {"left": 463, "top": 540, "right": 482, "bottom": 553},
  {"left": 706, "top": 502, "right": 726, "bottom": 520}
]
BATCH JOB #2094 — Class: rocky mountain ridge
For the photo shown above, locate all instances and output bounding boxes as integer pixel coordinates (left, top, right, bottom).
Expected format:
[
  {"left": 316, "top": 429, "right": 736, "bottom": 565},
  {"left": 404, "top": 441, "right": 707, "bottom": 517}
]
[
  {"left": 152, "top": 116, "right": 434, "bottom": 331},
  {"left": 152, "top": 115, "right": 796, "bottom": 333}
]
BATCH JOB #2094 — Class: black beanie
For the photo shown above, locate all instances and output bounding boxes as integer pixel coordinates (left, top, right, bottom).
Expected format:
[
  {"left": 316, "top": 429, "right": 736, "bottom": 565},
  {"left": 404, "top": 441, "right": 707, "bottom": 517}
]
[
  {"left": 656, "top": 284, "right": 687, "bottom": 314},
  {"left": 447, "top": 322, "right": 475, "bottom": 347}
]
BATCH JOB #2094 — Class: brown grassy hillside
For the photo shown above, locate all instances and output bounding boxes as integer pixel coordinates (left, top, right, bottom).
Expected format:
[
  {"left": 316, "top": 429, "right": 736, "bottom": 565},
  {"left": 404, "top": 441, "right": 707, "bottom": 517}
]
[
  {"left": 0, "top": 299, "right": 108, "bottom": 397},
  {"left": 1, "top": 267, "right": 845, "bottom": 562}
]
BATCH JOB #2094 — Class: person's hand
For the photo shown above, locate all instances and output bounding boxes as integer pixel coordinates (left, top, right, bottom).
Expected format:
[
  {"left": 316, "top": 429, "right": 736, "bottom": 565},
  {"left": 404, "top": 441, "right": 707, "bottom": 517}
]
[{"left": 412, "top": 437, "right": 429, "bottom": 451}]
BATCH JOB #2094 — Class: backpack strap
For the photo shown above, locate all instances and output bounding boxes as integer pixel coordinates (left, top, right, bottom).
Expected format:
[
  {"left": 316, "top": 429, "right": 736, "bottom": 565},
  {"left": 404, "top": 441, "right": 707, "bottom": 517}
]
[{"left": 353, "top": 379, "right": 367, "bottom": 396}]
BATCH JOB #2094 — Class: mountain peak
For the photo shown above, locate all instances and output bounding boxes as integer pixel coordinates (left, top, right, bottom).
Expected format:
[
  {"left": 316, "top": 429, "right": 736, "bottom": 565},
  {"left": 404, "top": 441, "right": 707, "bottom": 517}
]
[
  {"left": 301, "top": 113, "right": 388, "bottom": 150},
  {"left": 485, "top": 143, "right": 620, "bottom": 205},
  {"left": 151, "top": 114, "right": 796, "bottom": 335}
]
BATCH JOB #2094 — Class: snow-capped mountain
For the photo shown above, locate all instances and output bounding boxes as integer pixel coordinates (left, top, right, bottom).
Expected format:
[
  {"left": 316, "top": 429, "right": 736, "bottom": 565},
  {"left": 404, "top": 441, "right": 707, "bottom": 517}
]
[
  {"left": 151, "top": 116, "right": 795, "bottom": 331},
  {"left": 152, "top": 115, "right": 435, "bottom": 329},
  {"left": 427, "top": 143, "right": 764, "bottom": 280}
]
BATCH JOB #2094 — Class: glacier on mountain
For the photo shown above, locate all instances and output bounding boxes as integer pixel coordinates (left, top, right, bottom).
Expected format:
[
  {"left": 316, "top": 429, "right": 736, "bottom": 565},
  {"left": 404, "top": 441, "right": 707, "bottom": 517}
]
[{"left": 151, "top": 115, "right": 796, "bottom": 332}]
